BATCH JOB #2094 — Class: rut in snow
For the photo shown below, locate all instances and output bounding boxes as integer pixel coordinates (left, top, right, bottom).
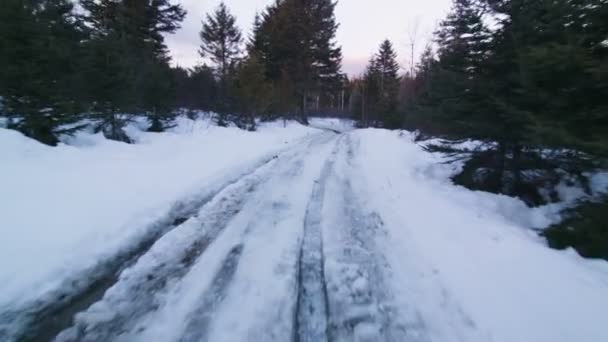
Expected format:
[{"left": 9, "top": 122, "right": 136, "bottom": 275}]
[
  {"left": 55, "top": 172, "right": 269, "bottom": 342},
  {"left": 54, "top": 133, "right": 338, "bottom": 342},
  {"left": 173, "top": 134, "right": 338, "bottom": 342},
  {"left": 2, "top": 133, "right": 330, "bottom": 342},
  {"left": 178, "top": 244, "right": 244, "bottom": 342},
  {"left": 294, "top": 136, "right": 343, "bottom": 342}
]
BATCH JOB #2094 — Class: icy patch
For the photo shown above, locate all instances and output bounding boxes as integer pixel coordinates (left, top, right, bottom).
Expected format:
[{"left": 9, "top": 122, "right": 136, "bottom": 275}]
[{"left": 589, "top": 172, "right": 608, "bottom": 195}]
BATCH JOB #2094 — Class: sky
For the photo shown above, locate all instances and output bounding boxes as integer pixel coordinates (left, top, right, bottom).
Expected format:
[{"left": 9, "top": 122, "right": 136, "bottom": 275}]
[{"left": 165, "top": 0, "right": 453, "bottom": 76}]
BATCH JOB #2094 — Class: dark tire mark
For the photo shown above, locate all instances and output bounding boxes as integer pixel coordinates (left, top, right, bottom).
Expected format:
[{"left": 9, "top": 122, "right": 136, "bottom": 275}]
[
  {"left": 56, "top": 178, "right": 262, "bottom": 342},
  {"left": 178, "top": 244, "right": 245, "bottom": 342},
  {"left": 1, "top": 149, "right": 289, "bottom": 342},
  {"left": 294, "top": 137, "right": 343, "bottom": 342}
]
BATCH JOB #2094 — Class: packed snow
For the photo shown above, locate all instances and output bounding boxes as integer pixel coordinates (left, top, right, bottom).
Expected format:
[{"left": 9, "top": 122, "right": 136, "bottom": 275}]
[
  {"left": 0, "top": 116, "right": 316, "bottom": 309},
  {"left": 345, "top": 129, "right": 608, "bottom": 342},
  {"left": 1, "top": 118, "right": 607, "bottom": 342}
]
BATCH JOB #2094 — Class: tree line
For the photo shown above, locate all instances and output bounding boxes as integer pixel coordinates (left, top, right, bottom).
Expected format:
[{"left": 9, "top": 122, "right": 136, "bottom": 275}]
[
  {"left": 347, "top": 0, "right": 607, "bottom": 206},
  {"left": 0, "top": 0, "right": 345, "bottom": 144}
]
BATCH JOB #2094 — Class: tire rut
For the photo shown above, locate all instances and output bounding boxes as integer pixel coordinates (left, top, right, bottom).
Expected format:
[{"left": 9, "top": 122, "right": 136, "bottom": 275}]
[
  {"left": 173, "top": 132, "right": 339, "bottom": 342},
  {"left": 55, "top": 172, "right": 266, "bottom": 341},
  {"left": 294, "top": 136, "right": 343, "bottom": 342},
  {"left": 178, "top": 244, "right": 244, "bottom": 342},
  {"left": 55, "top": 133, "right": 337, "bottom": 342},
  {"left": 2, "top": 132, "right": 331, "bottom": 342}
]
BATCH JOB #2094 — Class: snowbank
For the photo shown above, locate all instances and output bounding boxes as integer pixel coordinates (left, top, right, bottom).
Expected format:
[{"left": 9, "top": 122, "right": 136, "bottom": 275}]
[
  {"left": 348, "top": 129, "right": 608, "bottom": 342},
  {"left": 0, "top": 117, "right": 317, "bottom": 308}
]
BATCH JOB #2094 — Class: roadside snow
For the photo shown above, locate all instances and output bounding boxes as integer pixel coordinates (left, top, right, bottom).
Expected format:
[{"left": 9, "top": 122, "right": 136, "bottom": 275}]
[
  {"left": 347, "top": 129, "right": 608, "bottom": 342},
  {"left": 0, "top": 117, "right": 317, "bottom": 309}
]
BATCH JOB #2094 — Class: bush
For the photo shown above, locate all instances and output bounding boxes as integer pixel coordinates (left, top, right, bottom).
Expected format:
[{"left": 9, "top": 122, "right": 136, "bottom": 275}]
[{"left": 543, "top": 195, "right": 608, "bottom": 261}]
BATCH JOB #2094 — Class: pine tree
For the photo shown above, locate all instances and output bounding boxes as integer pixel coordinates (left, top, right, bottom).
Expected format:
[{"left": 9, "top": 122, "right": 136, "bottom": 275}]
[
  {"left": 375, "top": 40, "right": 401, "bottom": 128},
  {"left": 234, "top": 53, "right": 273, "bottom": 130},
  {"left": 362, "top": 57, "right": 381, "bottom": 127},
  {"left": 358, "top": 40, "right": 400, "bottom": 128},
  {"left": 249, "top": 0, "right": 344, "bottom": 122},
  {"left": 80, "top": 0, "right": 185, "bottom": 139},
  {"left": 173, "top": 65, "right": 218, "bottom": 111},
  {"left": 428, "top": 0, "right": 492, "bottom": 137},
  {"left": 0, "top": 0, "right": 84, "bottom": 145},
  {"left": 200, "top": 2, "right": 243, "bottom": 125}
]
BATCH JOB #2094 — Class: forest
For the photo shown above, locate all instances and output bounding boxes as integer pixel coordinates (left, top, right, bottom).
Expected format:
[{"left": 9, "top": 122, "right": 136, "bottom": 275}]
[{"left": 1, "top": 0, "right": 607, "bottom": 259}]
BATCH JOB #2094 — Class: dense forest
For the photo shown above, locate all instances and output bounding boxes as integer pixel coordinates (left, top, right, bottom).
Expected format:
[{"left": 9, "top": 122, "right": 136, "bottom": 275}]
[
  {"left": 0, "top": 0, "right": 346, "bottom": 142},
  {"left": 1, "top": 1, "right": 607, "bottom": 257}
]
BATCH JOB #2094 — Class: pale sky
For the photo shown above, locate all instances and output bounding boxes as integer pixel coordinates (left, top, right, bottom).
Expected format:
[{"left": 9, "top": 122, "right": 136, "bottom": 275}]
[{"left": 165, "top": 0, "right": 453, "bottom": 76}]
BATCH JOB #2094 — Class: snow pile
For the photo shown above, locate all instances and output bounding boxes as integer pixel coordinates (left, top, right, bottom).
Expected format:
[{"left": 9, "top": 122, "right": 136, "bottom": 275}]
[
  {"left": 347, "top": 129, "right": 608, "bottom": 342},
  {"left": 0, "top": 117, "right": 318, "bottom": 309}
]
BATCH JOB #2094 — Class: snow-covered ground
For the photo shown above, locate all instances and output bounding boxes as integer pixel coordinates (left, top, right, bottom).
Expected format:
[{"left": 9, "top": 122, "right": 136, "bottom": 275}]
[
  {"left": 0, "top": 117, "right": 317, "bottom": 312},
  {"left": 308, "top": 117, "right": 355, "bottom": 133},
  {"left": 344, "top": 129, "right": 608, "bottom": 342},
  {"left": 1, "top": 119, "right": 607, "bottom": 341}
]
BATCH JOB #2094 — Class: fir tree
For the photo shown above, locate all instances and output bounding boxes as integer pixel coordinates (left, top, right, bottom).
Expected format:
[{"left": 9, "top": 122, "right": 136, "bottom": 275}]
[
  {"left": 200, "top": 2, "right": 243, "bottom": 125},
  {"left": 80, "top": 0, "right": 185, "bottom": 139},
  {"left": 0, "top": 0, "right": 84, "bottom": 145},
  {"left": 375, "top": 40, "right": 401, "bottom": 128},
  {"left": 249, "top": 0, "right": 344, "bottom": 122},
  {"left": 234, "top": 53, "right": 273, "bottom": 130}
]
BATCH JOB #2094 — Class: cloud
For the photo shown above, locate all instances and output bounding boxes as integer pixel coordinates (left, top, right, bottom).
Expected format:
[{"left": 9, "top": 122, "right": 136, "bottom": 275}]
[{"left": 165, "top": 0, "right": 452, "bottom": 76}]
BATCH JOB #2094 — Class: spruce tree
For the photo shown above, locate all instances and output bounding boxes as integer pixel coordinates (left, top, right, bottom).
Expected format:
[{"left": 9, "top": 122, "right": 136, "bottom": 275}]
[
  {"left": 428, "top": 0, "right": 492, "bottom": 138},
  {"left": 0, "top": 0, "right": 83, "bottom": 145},
  {"left": 375, "top": 40, "right": 401, "bottom": 128},
  {"left": 362, "top": 57, "right": 381, "bottom": 127},
  {"left": 234, "top": 53, "right": 273, "bottom": 130},
  {"left": 200, "top": 2, "right": 243, "bottom": 125},
  {"left": 249, "top": 0, "right": 344, "bottom": 122},
  {"left": 80, "top": 0, "right": 185, "bottom": 139}
]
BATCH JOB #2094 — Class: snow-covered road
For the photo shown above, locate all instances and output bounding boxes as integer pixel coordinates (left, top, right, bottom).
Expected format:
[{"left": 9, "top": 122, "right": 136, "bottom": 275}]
[{"left": 2, "top": 124, "right": 608, "bottom": 342}]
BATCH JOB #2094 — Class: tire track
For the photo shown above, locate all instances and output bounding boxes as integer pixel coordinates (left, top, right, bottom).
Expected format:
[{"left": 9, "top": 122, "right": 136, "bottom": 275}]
[
  {"left": 54, "top": 132, "right": 338, "bottom": 342},
  {"left": 178, "top": 244, "right": 244, "bottom": 342},
  {"left": 294, "top": 136, "right": 343, "bottom": 342},
  {"left": 55, "top": 172, "right": 267, "bottom": 341},
  {"left": 1, "top": 132, "right": 330, "bottom": 342},
  {"left": 172, "top": 132, "right": 339, "bottom": 342}
]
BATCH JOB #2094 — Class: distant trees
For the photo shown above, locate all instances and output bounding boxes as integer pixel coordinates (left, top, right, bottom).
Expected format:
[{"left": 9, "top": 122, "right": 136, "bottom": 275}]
[{"left": 0, "top": 0, "right": 349, "bottom": 144}]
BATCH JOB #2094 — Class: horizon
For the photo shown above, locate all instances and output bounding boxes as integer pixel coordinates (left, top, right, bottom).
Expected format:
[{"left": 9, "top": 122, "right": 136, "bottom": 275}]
[{"left": 166, "top": 0, "right": 453, "bottom": 77}]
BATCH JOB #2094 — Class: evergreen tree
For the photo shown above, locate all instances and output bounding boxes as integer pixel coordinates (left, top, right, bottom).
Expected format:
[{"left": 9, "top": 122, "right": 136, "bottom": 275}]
[
  {"left": 200, "top": 2, "right": 243, "bottom": 125},
  {"left": 483, "top": 0, "right": 608, "bottom": 155},
  {"left": 234, "top": 53, "right": 273, "bottom": 130},
  {"left": 358, "top": 40, "right": 400, "bottom": 128},
  {"left": 173, "top": 65, "right": 218, "bottom": 111},
  {"left": 375, "top": 40, "right": 401, "bottom": 128},
  {"left": 426, "top": 0, "right": 492, "bottom": 138},
  {"left": 361, "top": 57, "right": 381, "bottom": 127},
  {"left": 249, "top": 0, "right": 344, "bottom": 123},
  {"left": 0, "top": 0, "right": 84, "bottom": 145},
  {"left": 80, "top": 0, "right": 185, "bottom": 139}
]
